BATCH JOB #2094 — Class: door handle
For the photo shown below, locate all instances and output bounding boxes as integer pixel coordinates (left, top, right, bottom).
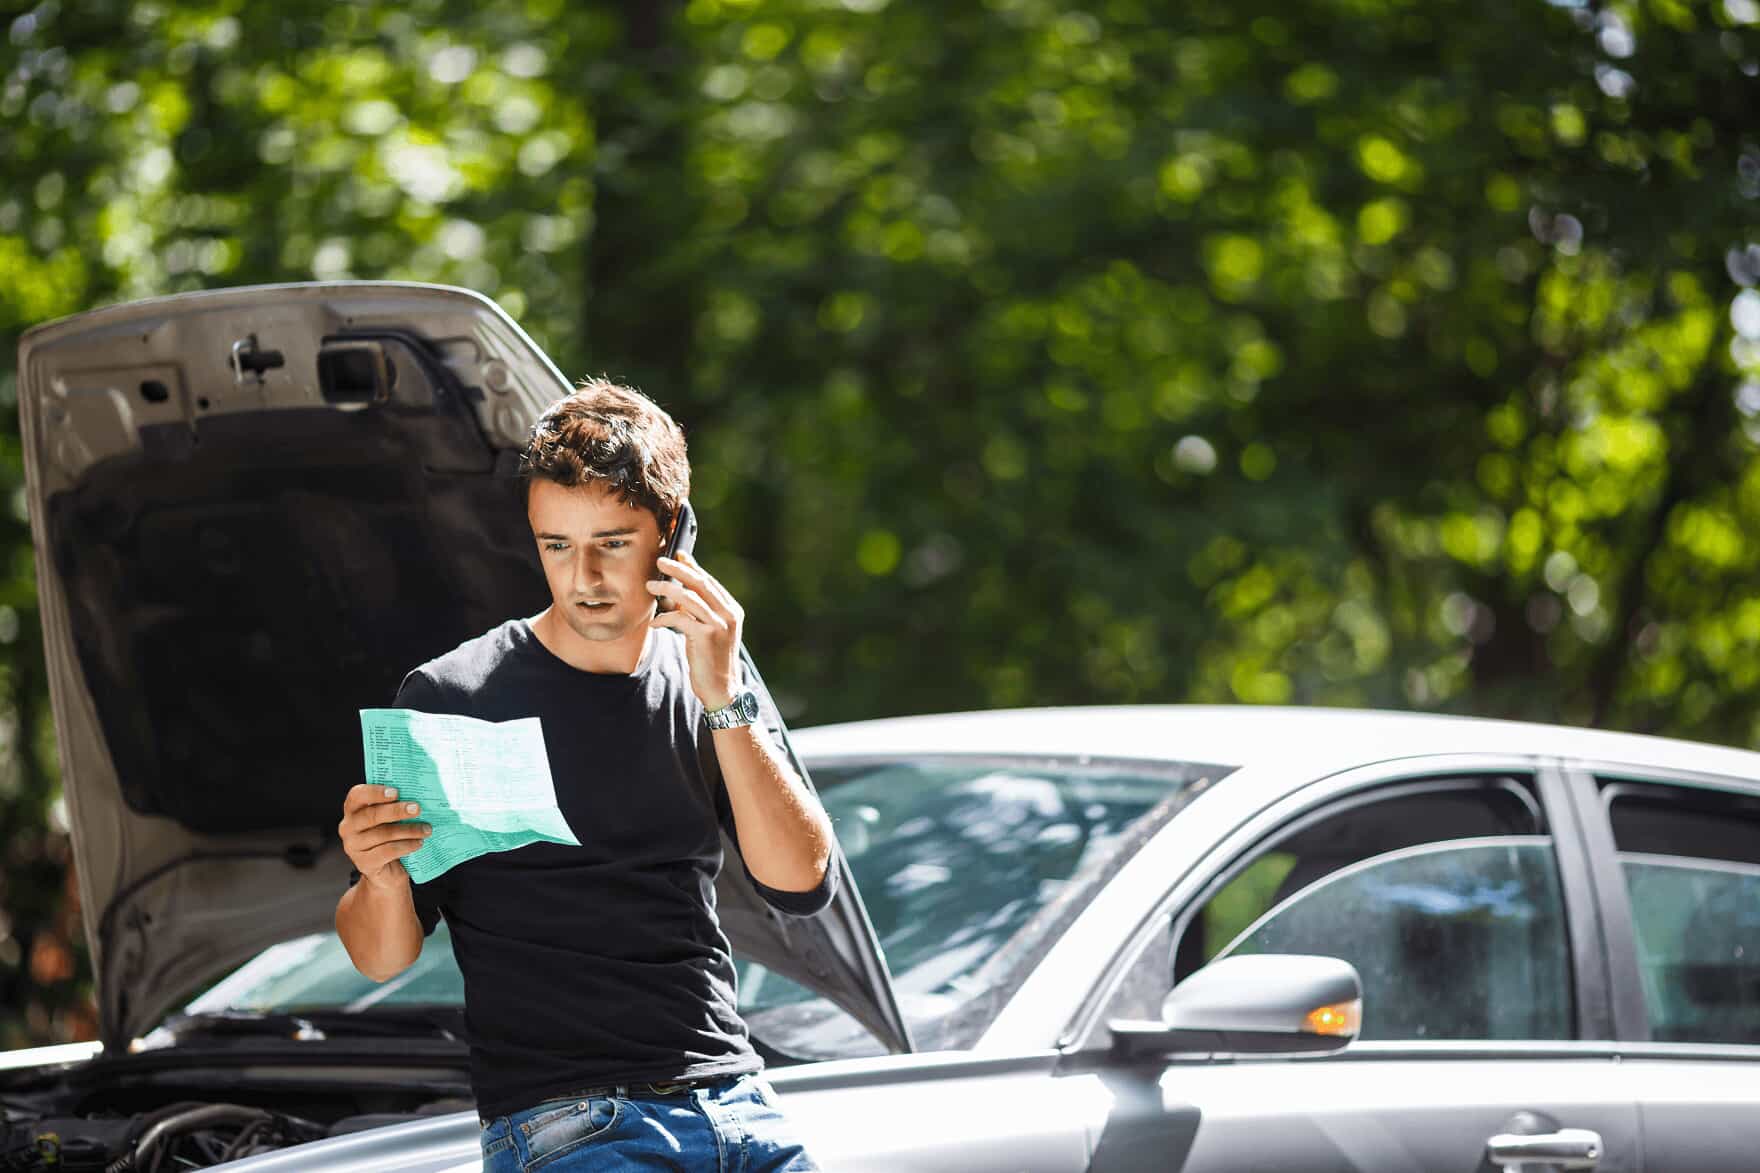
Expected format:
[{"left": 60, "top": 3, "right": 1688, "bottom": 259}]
[{"left": 1485, "top": 1127, "right": 1603, "bottom": 1170}]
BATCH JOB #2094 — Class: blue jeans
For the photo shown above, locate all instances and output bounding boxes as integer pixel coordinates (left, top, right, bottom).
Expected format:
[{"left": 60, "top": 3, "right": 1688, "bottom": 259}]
[{"left": 477, "top": 1073, "right": 820, "bottom": 1171}]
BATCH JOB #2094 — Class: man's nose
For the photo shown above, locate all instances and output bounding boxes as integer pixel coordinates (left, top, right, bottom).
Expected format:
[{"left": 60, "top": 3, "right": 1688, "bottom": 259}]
[{"left": 571, "top": 551, "right": 603, "bottom": 591}]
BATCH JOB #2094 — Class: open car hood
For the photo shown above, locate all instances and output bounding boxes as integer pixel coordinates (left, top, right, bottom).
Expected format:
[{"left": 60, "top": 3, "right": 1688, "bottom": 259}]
[{"left": 15, "top": 281, "right": 910, "bottom": 1057}]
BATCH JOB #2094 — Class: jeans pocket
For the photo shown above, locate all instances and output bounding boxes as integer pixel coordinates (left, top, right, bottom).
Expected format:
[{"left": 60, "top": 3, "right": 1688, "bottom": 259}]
[
  {"left": 520, "top": 1097, "right": 620, "bottom": 1170},
  {"left": 479, "top": 1131, "right": 517, "bottom": 1172}
]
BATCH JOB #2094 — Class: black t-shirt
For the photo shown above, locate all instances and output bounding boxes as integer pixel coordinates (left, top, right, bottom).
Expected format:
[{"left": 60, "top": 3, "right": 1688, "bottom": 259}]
[{"left": 345, "top": 617, "right": 835, "bottom": 1120}]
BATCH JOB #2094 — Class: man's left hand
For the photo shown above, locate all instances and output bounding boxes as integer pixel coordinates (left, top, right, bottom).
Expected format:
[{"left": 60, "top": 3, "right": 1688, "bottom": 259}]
[{"left": 647, "top": 550, "right": 743, "bottom": 711}]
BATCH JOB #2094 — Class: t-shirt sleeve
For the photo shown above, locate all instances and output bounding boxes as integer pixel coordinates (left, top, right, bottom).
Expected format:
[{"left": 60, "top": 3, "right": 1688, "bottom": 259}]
[
  {"left": 712, "top": 662, "right": 839, "bottom": 917},
  {"left": 344, "top": 667, "right": 449, "bottom": 937},
  {"left": 391, "top": 666, "right": 448, "bottom": 713}
]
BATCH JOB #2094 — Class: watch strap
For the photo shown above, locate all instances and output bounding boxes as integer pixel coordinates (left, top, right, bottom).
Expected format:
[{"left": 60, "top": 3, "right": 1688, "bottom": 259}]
[{"left": 704, "top": 689, "right": 759, "bottom": 730}]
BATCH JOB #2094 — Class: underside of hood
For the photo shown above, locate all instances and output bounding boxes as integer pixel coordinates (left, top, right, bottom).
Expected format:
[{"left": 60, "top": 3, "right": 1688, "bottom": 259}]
[{"left": 14, "top": 282, "right": 908, "bottom": 1058}]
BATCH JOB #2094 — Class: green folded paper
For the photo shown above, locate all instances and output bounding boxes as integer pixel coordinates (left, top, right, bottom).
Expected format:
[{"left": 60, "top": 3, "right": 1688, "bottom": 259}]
[{"left": 359, "top": 707, "right": 581, "bottom": 883}]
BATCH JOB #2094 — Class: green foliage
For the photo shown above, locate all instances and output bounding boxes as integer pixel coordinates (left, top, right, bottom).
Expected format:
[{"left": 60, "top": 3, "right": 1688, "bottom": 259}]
[
  {"left": 1199, "top": 850, "right": 1299, "bottom": 965},
  {"left": 1, "top": 0, "right": 1757, "bottom": 1044}
]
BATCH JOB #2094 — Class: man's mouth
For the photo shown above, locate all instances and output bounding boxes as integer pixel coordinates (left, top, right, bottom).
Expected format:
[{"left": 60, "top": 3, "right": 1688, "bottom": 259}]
[{"left": 576, "top": 600, "right": 614, "bottom": 610}]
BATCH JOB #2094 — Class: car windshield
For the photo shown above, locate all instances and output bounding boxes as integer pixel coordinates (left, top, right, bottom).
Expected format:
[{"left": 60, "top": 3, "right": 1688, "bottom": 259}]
[{"left": 170, "top": 754, "right": 1228, "bottom": 1058}]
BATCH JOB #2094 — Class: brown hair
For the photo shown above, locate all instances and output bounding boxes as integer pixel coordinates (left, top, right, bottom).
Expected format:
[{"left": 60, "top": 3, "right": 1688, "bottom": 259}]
[{"left": 519, "top": 377, "right": 690, "bottom": 533}]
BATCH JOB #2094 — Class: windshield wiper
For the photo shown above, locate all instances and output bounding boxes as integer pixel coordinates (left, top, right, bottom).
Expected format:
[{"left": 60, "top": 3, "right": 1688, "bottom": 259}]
[{"left": 151, "top": 1007, "right": 465, "bottom": 1045}]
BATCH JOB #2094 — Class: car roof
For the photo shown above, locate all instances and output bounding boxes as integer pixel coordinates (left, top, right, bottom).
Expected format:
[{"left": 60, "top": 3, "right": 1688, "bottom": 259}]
[{"left": 790, "top": 704, "right": 1760, "bottom": 782}]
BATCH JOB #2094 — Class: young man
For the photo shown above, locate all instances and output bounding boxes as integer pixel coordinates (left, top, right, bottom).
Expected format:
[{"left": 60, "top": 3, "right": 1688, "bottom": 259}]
[{"left": 334, "top": 379, "right": 831, "bottom": 1170}]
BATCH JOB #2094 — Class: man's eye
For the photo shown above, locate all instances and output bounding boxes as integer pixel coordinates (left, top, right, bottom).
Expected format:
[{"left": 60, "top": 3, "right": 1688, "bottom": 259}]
[
  {"left": 544, "top": 542, "right": 567, "bottom": 552},
  {"left": 605, "top": 540, "right": 629, "bottom": 550}
]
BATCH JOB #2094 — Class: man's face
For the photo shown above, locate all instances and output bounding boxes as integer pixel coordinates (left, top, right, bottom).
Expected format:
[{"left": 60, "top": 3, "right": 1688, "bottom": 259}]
[{"left": 526, "top": 478, "right": 666, "bottom": 645}]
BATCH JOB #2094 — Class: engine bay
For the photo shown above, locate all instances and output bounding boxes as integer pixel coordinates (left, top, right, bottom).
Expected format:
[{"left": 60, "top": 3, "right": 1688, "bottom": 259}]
[{"left": 1, "top": 1043, "right": 473, "bottom": 1171}]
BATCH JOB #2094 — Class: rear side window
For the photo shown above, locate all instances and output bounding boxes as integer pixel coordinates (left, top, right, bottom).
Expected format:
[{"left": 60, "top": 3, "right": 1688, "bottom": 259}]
[{"left": 1601, "top": 780, "right": 1760, "bottom": 1045}]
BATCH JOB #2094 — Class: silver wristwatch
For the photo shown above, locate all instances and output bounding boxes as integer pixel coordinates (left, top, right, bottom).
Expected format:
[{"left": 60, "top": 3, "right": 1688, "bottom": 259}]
[{"left": 704, "top": 688, "right": 761, "bottom": 730}]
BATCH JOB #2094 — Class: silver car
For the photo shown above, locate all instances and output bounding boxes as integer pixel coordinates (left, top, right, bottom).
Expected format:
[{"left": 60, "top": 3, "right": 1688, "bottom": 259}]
[{"left": 7, "top": 284, "right": 1759, "bottom": 1171}]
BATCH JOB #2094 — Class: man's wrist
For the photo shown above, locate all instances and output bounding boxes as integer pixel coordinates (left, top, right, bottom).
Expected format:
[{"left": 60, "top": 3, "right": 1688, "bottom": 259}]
[
  {"left": 363, "top": 864, "right": 412, "bottom": 894},
  {"left": 704, "top": 686, "right": 761, "bottom": 730}
]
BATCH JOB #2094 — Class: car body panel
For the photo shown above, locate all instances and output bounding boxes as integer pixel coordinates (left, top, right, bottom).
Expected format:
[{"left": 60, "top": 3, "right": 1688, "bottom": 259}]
[
  {"left": 212, "top": 1052, "right": 1105, "bottom": 1173},
  {"left": 1619, "top": 1051, "right": 1760, "bottom": 1171},
  {"left": 788, "top": 704, "right": 1760, "bottom": 783},
  {"left": 206, "top": 1046, "right": 1656, "bottom": 1173},
  {"left": 0, "top": 1040, "right": 104, "bottom": 1073},
  {"left": 1158, "top": 1052, "right": 1639, "bottom": 1172}
]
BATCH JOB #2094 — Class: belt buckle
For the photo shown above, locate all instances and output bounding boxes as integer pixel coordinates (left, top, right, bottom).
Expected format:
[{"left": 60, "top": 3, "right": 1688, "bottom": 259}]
[{"left": 647, "top": 1079, "right": 692, "bottom": 1095}]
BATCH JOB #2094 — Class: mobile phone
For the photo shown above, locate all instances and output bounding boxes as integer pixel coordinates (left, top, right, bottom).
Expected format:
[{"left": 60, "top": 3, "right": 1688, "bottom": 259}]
[{"left": 655, "top": 501, "right": 698, "bottom": 613}]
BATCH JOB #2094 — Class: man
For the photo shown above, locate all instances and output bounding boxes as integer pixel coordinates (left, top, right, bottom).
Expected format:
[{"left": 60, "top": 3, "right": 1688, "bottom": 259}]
[{"left": 334, "top": 378, "right": 831, "bottom": 1171}]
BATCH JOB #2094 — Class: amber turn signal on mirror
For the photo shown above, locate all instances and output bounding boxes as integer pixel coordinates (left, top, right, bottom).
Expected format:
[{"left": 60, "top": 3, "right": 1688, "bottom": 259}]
[{"left": 1303, "top": 998, "right": 1362, "bottom": 1037}]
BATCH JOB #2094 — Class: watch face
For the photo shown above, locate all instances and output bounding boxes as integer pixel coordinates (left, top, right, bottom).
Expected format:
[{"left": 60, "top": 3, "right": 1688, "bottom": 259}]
[{"left": 737, "top": 691, "right": 761, "bottom": 722}]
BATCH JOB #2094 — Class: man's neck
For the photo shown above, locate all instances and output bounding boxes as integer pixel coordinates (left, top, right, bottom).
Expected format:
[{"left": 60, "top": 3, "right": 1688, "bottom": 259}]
[{"left": 530, "top": 607, "right": 652, "bottom": 675}]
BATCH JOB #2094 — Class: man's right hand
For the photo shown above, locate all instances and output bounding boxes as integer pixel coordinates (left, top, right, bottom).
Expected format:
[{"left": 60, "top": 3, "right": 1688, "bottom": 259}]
[{"left": 340, "top": 784, "right": 432, "bottom": 890}]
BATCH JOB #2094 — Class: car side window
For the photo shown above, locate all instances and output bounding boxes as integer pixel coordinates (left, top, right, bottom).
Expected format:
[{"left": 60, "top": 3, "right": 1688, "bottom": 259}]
[
  {"left": 1100, "top": 775, "right": 1575, "bottom": 1042},
  {"left": 1599, "top": 778, "right": 1760, "bottom": 1045}
]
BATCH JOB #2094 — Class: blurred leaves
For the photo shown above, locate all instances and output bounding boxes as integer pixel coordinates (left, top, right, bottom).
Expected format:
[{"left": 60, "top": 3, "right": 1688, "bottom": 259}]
[{"left": 1, "top": 0, "right": 1758, "bottom": 1043}]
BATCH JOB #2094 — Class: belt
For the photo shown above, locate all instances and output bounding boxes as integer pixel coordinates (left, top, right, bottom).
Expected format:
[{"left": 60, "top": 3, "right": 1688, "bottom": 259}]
[
  {"left": 551, "top": 1078, "right": 707, "bottom": 1100},
  {"left": 479, "top": 1076, "right": 721, "bottom": 1128}
]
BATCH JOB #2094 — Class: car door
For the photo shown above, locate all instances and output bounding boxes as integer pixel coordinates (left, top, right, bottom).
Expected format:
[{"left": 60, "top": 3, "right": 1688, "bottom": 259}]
[
  {"left": 1070, "top": 758, "right": 1640, "bottom": 1173},
  {"left": 1558, "top": 762, "right": 1760, "bottom": 1171}
]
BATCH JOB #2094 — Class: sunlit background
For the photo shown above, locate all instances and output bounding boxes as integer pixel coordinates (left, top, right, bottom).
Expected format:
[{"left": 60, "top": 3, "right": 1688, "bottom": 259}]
[{"left": 1, "top": 0, "right": 1757, "bottom": 1048}]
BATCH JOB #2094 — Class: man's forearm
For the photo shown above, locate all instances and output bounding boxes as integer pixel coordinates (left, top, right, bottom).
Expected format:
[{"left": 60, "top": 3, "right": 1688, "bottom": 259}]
[
  {"left": 714, "top": 725, "right": 833, "bottom": 892},
  {"left": 336, "top": 874, "right": 425, "bottom": 982}
]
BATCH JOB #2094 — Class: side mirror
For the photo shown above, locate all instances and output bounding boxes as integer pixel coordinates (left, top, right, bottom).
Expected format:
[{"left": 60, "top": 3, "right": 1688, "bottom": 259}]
[{"left": 1109, "top": 954, "right": 1362, "bottom": 1060}]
